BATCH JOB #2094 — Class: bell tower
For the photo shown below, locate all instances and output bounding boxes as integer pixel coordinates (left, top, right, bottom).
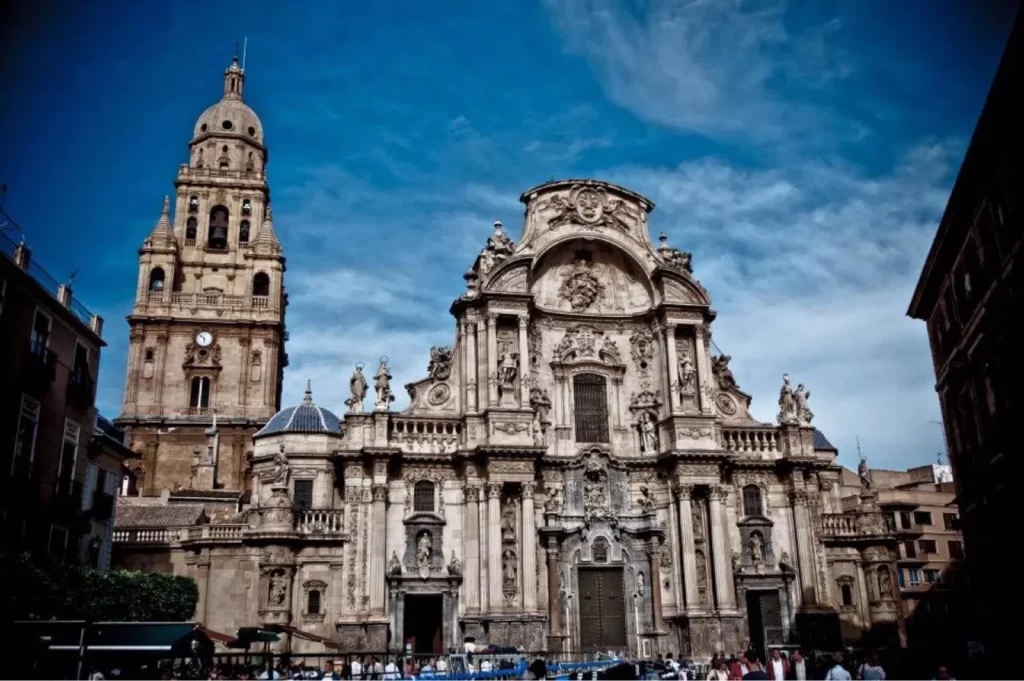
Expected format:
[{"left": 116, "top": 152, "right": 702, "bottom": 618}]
[{"left": 117, "top": 54, "right": 287, "bottom": 497}]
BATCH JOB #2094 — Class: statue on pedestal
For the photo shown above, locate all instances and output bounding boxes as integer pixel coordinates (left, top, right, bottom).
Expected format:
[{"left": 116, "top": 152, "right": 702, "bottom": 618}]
[
  {"left": 272, "top": 446, "right": 289, "bottom": 487},
  {"left": 345, "top": 362, "right": 367, "bottom": 413},
  {"left": 373, "top": 356, "right": 394, "bottom": 410}
]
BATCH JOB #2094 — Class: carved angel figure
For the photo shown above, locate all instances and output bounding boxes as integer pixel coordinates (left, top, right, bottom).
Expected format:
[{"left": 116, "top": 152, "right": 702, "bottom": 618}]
[
  {"left": 711, "top": 354, "right": 736, "bottom": 391},
  {"left": 679, "top": 355, "right": 696, "bottom": 393},
  {"left": 639, "top": 412, "right": 658, "bottom": 454},
  {"left": 345, "top": 364, "right": 367, "bottom": 413},
  {"left": 544, "top": 486, "right": 563, "bottom": 513},
  {"left": 779, "top": 551, "right": 793, "bottom": 570},
  {"left": 272, "top": 446, "right": 289, "bottom": 486},
  {"left": 428, "top": 345, "right": 454, "bottom": 381},
  {"left": 387, "top": 550, "right": 402, "bottom": 576},
  {"left": 374, "top": 357, "right": 394, "bottom": 409},
  {"left": 637, "top": 485, "right": 656, "bottom": 514}
]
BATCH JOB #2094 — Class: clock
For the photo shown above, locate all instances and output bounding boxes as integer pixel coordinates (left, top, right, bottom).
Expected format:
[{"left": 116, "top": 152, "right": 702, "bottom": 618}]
[{"left": 195, "top": 331, "right": 214, "bottom": 347}]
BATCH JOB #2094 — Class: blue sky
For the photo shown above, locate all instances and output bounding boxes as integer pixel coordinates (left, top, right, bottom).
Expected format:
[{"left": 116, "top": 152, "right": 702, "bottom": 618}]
[{"left": 1, "top": 0, "right": 1015, "bottom": 471}]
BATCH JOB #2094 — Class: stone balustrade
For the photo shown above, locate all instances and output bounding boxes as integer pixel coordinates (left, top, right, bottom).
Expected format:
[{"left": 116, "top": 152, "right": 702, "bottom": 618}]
[
  {"left": 820, "top": 513, "right": 859, "bottom": 536},
  {"left": 389, "top": 417, "right": 461, "bottom": 453},
  {"left": 297, "top": 509, "right": 345, "bottom": 534},
  {"left": 112, "top": 528, "right": 181, "bottom": 544},
  {"left": 720, "top": 426, "right": 780, "bottom": 453},
  {"left": 177, "top": 164, "right": 265, "bottom": 181},
  {"left": 139, "top": 292, "right": 275, "bottom": 311}
]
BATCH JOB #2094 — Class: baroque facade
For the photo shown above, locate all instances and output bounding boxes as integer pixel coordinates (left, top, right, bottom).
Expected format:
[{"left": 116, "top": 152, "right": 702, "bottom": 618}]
[
  {"left": 907, "top": 9, "right": 1022, "bottom": 670},
  {"left": 115, "top": 54, "right": 287, "bottom": 504},
  {"left": 114, "top": 98, "right": 904, "bottom": 656}
]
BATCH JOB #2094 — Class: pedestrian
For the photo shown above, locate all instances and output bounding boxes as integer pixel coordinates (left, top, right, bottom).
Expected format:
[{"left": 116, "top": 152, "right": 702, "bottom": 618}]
[
  {"left": 707, "top": 657, "right": 730, "bottom": 681},
  {"left": 786, "top": 650, "right": 807, "bottom": 681},
  {"left": 934, "top": 664, "right": 954, "bottom": 680},
  {"left": 856, "top": 653, "right": 885, "bottom": 680},
  {"left": 742, "top": 654, "right": 768, "bottom": 681},
  {"left": 767, "top": 649, "right": 789, "bottom": 680},
  {"left": 729, "top": 652, "right": 750, "bottom": 680},
  {"left": 824, "top": 653, "right": 851, "bottom": 681}
]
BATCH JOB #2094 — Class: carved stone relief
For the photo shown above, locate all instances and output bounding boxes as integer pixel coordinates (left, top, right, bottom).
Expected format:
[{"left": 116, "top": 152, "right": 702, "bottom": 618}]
[
  {"left": 546, "top": 184, "right": 637, "bottom": 232},
  {"left": 558, "top": 255, "right": 606, "bottom": 311}
]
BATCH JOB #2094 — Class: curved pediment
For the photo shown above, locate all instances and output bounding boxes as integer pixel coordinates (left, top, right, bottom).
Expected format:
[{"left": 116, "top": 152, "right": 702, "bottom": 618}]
[
  {"left": 483, "top": 258, "right": 530, "bottom": 294},
  {"left": 656, "top": 270, "right": 711, "bottom": 307},
  {"left": 531, "top": 237, "right": 655, "bottom": 315}
]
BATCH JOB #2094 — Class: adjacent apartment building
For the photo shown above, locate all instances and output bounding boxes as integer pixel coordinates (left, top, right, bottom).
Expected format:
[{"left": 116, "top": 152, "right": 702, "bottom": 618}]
[
  {"left": 1, "top": 221, "right": 135, "bottom": 570},
  {"left": 907, "top": 8, "right": 1023, "bottom": 668}
]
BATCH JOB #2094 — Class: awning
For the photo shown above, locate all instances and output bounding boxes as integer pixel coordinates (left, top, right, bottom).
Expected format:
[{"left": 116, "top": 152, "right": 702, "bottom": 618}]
[
  {"left": 264, "top": 624, "right": 338, "bottom": 648},
  {"left": 14, "top": 621, "right": 213, "bottom": 655},
  {"left": 198, "top": 625, "right": 236, "bottom": 645}
]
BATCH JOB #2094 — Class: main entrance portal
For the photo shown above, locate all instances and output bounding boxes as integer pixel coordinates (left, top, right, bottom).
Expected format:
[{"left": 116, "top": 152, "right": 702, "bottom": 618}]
[
  {"left": 403, "top": 594, "right": 444, "bottom": 654},
  {"left": 578, "top": 567, "right": 628, "bottom": 652},
  {"left": 745, "top": 589, "right": 782, "bottom": 659}
]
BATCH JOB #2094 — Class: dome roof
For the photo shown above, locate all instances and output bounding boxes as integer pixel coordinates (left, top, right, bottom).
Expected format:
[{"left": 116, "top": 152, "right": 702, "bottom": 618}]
[
  {"left": 255, "top": 381, "right": 343, "bottom": 438},
  {"left": 191, "top": 55, "right": 264, "bottom": 144}
]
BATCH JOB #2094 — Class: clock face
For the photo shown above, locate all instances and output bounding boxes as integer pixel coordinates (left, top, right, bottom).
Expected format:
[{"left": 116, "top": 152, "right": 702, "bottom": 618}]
[{"left": 195, "top": 331, "right": 214, "bottom": 347}]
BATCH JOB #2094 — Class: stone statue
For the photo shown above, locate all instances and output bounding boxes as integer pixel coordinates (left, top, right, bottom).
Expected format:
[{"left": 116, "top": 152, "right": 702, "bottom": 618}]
[
  {"left": 750, "top": 532, "right": 764, "bottom": 564},
  {"left": 268, "top": 570, "right": 287, "bottom": 606},
  {"left": 373, "top": 357, "right": 394, "bottom": 410},
  {"left": 637, "top": 571, "right": 646, "bottom": 596},
  {"left": 858, "top": 458, "right": 873, "bottom": 490},
  {"left": 679, "top": 355, "right": 696, "bottom": 393},
  {"left": 779, "top": 551, "right": 793, "bottom": 570},
  {"left": 711, "top": 354, "right": 736, "bottom": 390},
  {"left": 637, "top": 485, "right": 656, "bottom": 514},
  {"left": 732, "top": 550, "right": 742, "bottom": 572},
  {"left": 544, "top": 486, "right": 562, "bottom": 513},
  {"left": 388, "top": 550, "right": 402, "bottom": 576},
  {"left": 498, "top": 350, "right": 518, "bottom": 393},
  {"left": 777, "top": 373, "right": 797, "bottom": 424},
  {"left": 583, "top": 481, "right": 608, "bottom": 517},
  {"left": 416, "top": 532, "right": 432, "bottom": 568},
  {"left": 878, "top": 567, "right": 892, "bottom": 598},
  {"left": 502, "top": 548, "right": 517, "bottom": 589},
  {"left": 793, "top": 383, "right": 813, "bottom": 425},
  {"left": 272, "top": 446, "right": 289, "bottom": 487},
  {"left": 478, "top": 219, "right": 515, "bottom": 275},
  {"left": 533, "top": 410, "right": 544, "bottom": 446},
  {"left": 428, "top": 345, "right": 454, "bottom": 381},
  {"left": 501, "top": 500, "right": 516, "bottom": 542},
  {"left": 639, "top": 412, "right": 658, "bottom": 454},
  {"left": 345, "top": 363, "right": 367, "bottom": 413},
  {"left": 447, "top": 552, "right": 463, "bottom": 577}
]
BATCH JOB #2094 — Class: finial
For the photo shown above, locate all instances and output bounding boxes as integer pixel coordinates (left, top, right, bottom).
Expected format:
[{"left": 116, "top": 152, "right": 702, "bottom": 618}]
[
  {"left": 659, "top": 232, "right": 667, "bottom": 245},
  {"left": 493, "top": 219, "right": 502, "bottom": 232},
  {"left": 233, "top": 42, "right": 240, "bottom": 64},
  {"left": 303, "top": 379, "right": 313, "bottom": 404},
  {"left": 856, "top": 436, "right": 864, "bottom": 461},
  {"left": 162, "top": 195, "right": 170, "bottom": 215}
]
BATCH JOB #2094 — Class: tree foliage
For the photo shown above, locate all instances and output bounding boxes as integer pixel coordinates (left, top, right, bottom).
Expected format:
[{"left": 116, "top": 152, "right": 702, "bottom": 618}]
[{"left": 2, "top": 552, "right": 198, "bottom": 622}]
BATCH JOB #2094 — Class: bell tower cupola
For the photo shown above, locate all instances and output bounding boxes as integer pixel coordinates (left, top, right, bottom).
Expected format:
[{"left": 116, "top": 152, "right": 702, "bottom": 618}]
[{"left": 223, "top": 51, "right": 244, "bottom": 100}]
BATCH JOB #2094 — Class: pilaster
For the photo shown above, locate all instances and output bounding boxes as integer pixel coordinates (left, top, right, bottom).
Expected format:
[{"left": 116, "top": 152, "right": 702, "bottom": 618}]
[
  {"left": 665, "top": 323, "right": 682, "bottom": 413},
  {"left": 675, "top": 484, "right": 700, "bottom": 610},
  {"left": 521, "top": 482, "right": 538, "bottom": 612},
  {"left": 708, "top": 485, "right": 736, "bottom": 610},
  {"left": 486, "top": 482, "right": 502, "bottom": 611},
  {"left": 487, "top": 314, "right": 498, "bottom": 406}
]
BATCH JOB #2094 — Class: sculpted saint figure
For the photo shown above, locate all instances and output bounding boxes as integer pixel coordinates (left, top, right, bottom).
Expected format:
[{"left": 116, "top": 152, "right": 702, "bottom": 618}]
[
  {"left": 272, "top": 446, "right": 289, "bottom": 486},
  {"left": 679, "top": 355, "right": 696, "bottom": 393},
  {"left": 878, "top": 568, "right": 892, "bottom": 598},
  {"left": 498, "top": 350, "right": 518, "bottom": 391},
  {"left": 858, "top": 458, "right": 873, "bottom": 490},
  {"left": 345, "top": 363, "right": 367, "bottom": 413},
  {"left": 637, "top": 485, "right": 656, "bottom": 513},
  {"left": 416, "top": 533, "right": 432, "bottom": 567},
  {"left": 793, "top": 383, "right": 813, "bottom": 425},
  {"left": 374, "top": 357, "right": 394, "bottom": 409},
  {"left": 388, "top": 550, "right": 402, "bottom": 576},
  {"left": 750, "top": 532, "right": 764, "bottom": 564},
  {"left": 777, "top": 373, "right": 797, "bottom": 424},
  {"left": 447, "top": 552, "right": 463, "bottom": 577},
  {"left": 639, "top": 412, "right": 658, "bottom": 454},
  {"left": 269, "top": 571, "right": 287, "bottom": 606}
]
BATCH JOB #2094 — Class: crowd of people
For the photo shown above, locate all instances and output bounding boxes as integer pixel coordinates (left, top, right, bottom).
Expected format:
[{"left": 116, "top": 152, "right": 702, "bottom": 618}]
[{"left": 690, "top": 648, "right": 955, "bottom": 681}]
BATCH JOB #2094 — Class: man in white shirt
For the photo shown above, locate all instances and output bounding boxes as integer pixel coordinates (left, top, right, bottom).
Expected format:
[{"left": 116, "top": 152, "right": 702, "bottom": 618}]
[
  {"left": 349, "top": 658, "right": 362, "bottom": 679},
  {"left": 789, "top": 650, "right": 807, "bottom": 681}
]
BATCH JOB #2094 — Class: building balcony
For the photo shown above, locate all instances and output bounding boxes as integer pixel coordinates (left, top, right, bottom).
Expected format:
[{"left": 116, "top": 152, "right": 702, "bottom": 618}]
[
  {"left": 138, "top": 291, "right": 279, "bottom": 315},
  {"left": 894, "top": 523, "right": 925, "bottom": 537},
  {"left": 296, "top": 509, "right": 345, "bottom": 535},
  {"left": 66, "top": 369, "right": 94, "bottom": 410},
  {"left": 720, "top": 425, "right": 781, "bottom": 453}
]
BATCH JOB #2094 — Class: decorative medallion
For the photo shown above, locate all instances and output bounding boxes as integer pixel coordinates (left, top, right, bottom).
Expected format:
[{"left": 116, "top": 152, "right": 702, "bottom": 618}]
[
  {"left": 546, "top": 184, "right": 635, "bottom": 231},
  {"left": 427, "top": 383, "right": 451, "bottom": 406},
  {"left": 558, "top": 256, "right": 606, "bottom": 311},
  {"left": 716, "top": 393, "right": 738, "bottom": 416}
]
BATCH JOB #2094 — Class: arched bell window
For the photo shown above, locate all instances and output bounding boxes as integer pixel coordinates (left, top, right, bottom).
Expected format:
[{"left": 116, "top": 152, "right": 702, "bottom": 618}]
[
  {"left": 242, "top": 199, "right": 252, "bottom": 216},
  {"left": 148, "top": 267, "right": 165, "bottom": 291},
  {"left": 413, "top": 480, "right": 435, "bottom": 513},
  {"left": 742, "top": 485, "right": 764, "bottom": 517},
  {"left": 252, "top": 272, "right": 270, "bottom": 297},
  {"left": 239, "top": 220, "right": 250, "bottom": 243},
  {"left": 186, "top": 217, "right": 198, "bottom": 241},
  {"left": 188, "top": 195, "right": 199, "bottom": 213},
  {"left": 208, "top": 206, "right": 229, "bottom": 249}
]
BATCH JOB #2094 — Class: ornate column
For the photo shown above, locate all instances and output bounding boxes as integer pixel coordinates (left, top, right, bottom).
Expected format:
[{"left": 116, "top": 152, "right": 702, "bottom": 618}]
[
  {"left": 370, "top": 484, "right": 388, "bottom": 614},
  {"left": 466, "top": 317, "right": 478, "bottom": 413},
  {"left": 790, "top": 490, "right": 818, "bottom": 606},
  {"left": 664, "top": 323, "right": 681, "bottom": 413},
  {"left": 675, "top": 484, "right": 700, "bottom": 609},
  {"left": 464, "top": 486, "right": 481, "bottom": 612},
  {"left": 487, "top": 314, "right": 499, "bottom": 406},
  {"left": 517, "top": 316, "right": 530, "bottom": 407},
  {"left": 476, "top": 317, "right": 487, "bottom": 410},
  {"left": 487, "top": 482, "right": 503, "bottom": 610},
  {"left": 522, "top": 482, "right": 538, "bottom": 612},
  {"left": 693, "top": 326, "right": 713, "bottom": 414},
  {"left": 648, "top": 545, "right": 665, "bottom": 632},
  {"left": 708, "top": 486, "right": 735, "bottom": 610},
  {"left": 546, "top": 540, "right": 562, "bottom": 642}
]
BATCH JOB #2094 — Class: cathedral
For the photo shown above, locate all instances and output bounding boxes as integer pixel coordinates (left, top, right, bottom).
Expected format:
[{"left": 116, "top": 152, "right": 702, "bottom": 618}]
[{"left": 114, "top": 57, "right": 903, "bottom": 659}]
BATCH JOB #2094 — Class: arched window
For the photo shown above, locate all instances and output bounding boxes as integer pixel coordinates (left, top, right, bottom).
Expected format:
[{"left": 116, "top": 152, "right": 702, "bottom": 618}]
[
  {"left": 573, "top": 373, "right": 609, "bottom": 443},
  {"left": 252, "top": 272, "right": 270, "bottom": 297},
  {"left": 841, "top": 582, "right": 853, "bottom": 606},
  {"left": 414, "top": 480, "right": 435, "bottom": 513},
  {"left": 208, "top": 206, "right": 229, "bottom": 249},
  {"left": 742, "top": 485, "right": 763, "bottom": 517},
  {"left": 186, "top": 217, "right": 198, "bottom": 241},
  {"left": 148, "top": 267, "right": 165, "bottom": 291},
  {"left": 218, "top": 145, "right": 230, "bottom": 169},
  {"left": 592, "top": 537, "right": 609, "bottom": 563},
  {"left": 307, "top": 589, "right": 321, "bottom": 615},
  {"left": 189, "top": 376, "right": 211, "bottom": 411},
  {"left": 239, "top": 220, "right": 250, "bottom": 243}
]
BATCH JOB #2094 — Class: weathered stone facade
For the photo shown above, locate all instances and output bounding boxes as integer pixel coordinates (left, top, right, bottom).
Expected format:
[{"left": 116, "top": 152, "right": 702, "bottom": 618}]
[{"left": 114, "top": 61, "right": 905, "bottom": 660}]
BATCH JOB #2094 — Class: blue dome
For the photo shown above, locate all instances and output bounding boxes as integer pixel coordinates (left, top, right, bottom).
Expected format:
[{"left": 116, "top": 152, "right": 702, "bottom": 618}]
[{"left": 255, "top": 381, "right": 343, "bottom": 438}]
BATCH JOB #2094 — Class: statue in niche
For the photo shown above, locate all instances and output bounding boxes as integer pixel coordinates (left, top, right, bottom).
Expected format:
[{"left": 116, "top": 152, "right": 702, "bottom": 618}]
[
  {"left": 878, "top": 567, "right": 892, "bottom": 598},
  {"left": 388, "top": 551, "right": 402, "bottom": 576},
  {"left": 679, "top": 355, "right": 696, "bottom": 393},
  {"left": 544, "top": 486, "right": 563, "bottom": 513},
  {"left": 639, "top": 412, "right": 658, "bottom": 454},
  {"left": 858, "top": 458, "right": 873, "bottom": 490},
  {"left": 498, "top": 350, "right": 518, "bottom": 389},
  {"left": 637, "top": 486, "right": 656, "bottom": 514},
  {"left": 345, "top": 363, "right": 367, "bottom": 413},
  {"left": 501, "top": 500, "right": 516, "bottom": 542},
  {"left": 793, "top": 383, "right": 813, "bottom": 425},
  {"left": 272, "top": 446, "right": 289, "bottom": 486},
  {"left": 559, "top": 255, "right": 606, "bottom": 311},
  {"left": 268, "top": 570, "right": 287, "bottom": 606},
  {"left": 447, "top": 552, "right": 463, "bottom": 577},
  {"left": 779, "top": 551, "right": 793, "bottom": 570},
  {"left": 777, "top": 373, "right": 797, "bottom": 424},
  {"left": 637, "top": 571, "right": 646, "bottom": 596},
  {"left": 416, "top": 532, "right": 432, "bottom": 569},
  {"left": 732, "top": 551, "right": 742, "bottom": 572},
  {"left": 711, "top": 354, "right": 736, "bottom": 390},
  {"left": 374, "top": 357, "right": 394, "bottom": 409},
  {"left": 749, "top": 532, "right": 764, "bottom": 565},
  {"left": 502, "top": 548, "right": 518, "bottom": 589},
  {"left": 533, "top": 410, "right": 544, "bottom": 446},
  {"left": 583, "top": 480, "right": 608, "bottom": 517}
]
